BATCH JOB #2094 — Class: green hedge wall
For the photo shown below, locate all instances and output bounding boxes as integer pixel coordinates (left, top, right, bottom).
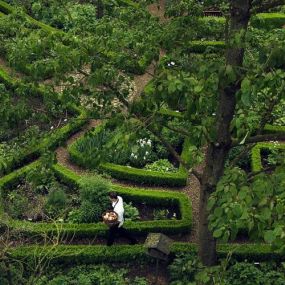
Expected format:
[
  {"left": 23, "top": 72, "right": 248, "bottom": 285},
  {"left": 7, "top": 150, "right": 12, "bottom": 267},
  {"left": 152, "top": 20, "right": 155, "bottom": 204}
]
[
  {"left": 251, "top": 142, "right": 285, "bottom": 172},
  {"left": 0, "top": 162, "right": 192, "bottom": 237},
  {"left": 68, "top": 123, "right": 191, "bottom": 186},
  {"left": 264, "top": 124, "right": 285, "bottom": 134},
  {"left": 0, "top": 0, "right": 60, "bottom": 33},
  {"left": 187, "top": 41, "right": 226, "bottom": 53},
  {"left": 10, "top": 243, "right": 285, "bottom": 266},
  {"left": 0, "top": 67, "right": 87, "bottom": 176},
  {"left": 251, "top": 13, "right": 285, "bottom": 29}
]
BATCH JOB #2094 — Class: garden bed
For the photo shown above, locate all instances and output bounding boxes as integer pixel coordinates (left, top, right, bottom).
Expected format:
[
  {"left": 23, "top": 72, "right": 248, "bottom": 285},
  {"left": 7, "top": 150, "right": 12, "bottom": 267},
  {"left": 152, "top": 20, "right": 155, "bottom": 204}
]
[
  {"left": 0, "top": 162, "right": 192, "bottom": 238},
  {"left": 0, "top": 67, "right": 86, "bottom": 176},
  {"left": 68, "top": 119, "right": 191, "bottom": 186}
]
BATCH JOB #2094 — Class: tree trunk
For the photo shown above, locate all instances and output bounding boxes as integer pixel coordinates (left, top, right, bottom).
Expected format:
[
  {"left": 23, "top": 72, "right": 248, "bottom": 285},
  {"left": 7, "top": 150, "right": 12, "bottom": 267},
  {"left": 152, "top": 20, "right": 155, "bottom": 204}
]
[{"left": 198, "top": 0, "right": 251, "bottom": 266}]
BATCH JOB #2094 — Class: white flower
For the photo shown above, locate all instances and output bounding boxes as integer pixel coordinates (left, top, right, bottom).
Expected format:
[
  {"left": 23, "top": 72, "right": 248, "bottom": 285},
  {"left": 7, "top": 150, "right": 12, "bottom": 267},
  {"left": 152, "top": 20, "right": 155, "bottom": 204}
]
[
  {"left": 27, "top": 218, "right": 33, "bottom": 221},
  {"left": 64, "top": 118, "right": 67, "bottom": 122},
  {"left": 171, "top": 61, "right": 175, "bottom": 66},
  {"left": 143, "top": 156, "right": 146, "bottom": 160},
  {"left": 145, "top": 151, "right": 149, "bottom": 155},
  {"left": 50, "top": 126, "right": 54, "bottom": 130},
  {"left": 167, "top": 63, "right": 171, "bottom": 67}
]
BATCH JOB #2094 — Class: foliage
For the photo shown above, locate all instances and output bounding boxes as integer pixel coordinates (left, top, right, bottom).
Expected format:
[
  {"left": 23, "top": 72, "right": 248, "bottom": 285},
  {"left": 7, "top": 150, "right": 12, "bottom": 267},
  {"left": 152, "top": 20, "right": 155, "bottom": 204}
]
[
  {"left": 169, "top": 253, "right": 285, "bottom": 285},
  {"left": 6, "top": 190, "right": 29, "bottom": 219},
  {"left": 145, "top": 159, "right": 178, "bottom": 173},
  {"left": 208, "top": 166, "right": 285, "bottom": 248},
  {"left": 35, "top": 264, "right": 148, "bottom": 285},
  {"left": 124, "top": 202, "right": 140, "bottom": 221},
  {"left": 153, "top": 208, "right": 176, "bottom": 220},
  {"left": 44, "top": 187, "right": 67, "bottom": 218},
  {"left": 78, "top": 176, "right": 110, "bottom": 223}
]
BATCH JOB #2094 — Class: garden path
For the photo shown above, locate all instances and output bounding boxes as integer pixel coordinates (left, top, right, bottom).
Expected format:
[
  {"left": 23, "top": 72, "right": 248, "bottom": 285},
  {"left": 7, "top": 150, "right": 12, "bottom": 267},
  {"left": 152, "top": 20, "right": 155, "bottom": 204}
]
[{"left": 55, "top": 0, "right": 200, "bottom": 244}]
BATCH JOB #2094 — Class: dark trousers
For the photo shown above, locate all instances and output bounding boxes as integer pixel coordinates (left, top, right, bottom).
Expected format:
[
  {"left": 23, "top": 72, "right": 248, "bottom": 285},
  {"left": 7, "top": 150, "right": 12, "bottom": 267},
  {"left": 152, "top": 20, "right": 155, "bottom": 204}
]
[{"left": 107, "top": 224, "right": 137, "bottom": 246}]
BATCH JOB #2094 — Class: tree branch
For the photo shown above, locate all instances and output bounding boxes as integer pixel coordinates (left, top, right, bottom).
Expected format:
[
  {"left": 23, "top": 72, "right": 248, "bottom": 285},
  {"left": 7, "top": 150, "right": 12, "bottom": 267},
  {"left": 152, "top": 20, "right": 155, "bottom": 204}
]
[{"left": 232, "top": 133, "right": 285, "bottom": 146}]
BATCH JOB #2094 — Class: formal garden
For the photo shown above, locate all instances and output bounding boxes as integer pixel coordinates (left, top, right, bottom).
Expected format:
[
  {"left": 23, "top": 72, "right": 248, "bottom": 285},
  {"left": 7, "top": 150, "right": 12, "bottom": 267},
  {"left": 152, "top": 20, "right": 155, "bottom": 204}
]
[{"left": 0, "top": 0, "right": 285, "bottom": 284}]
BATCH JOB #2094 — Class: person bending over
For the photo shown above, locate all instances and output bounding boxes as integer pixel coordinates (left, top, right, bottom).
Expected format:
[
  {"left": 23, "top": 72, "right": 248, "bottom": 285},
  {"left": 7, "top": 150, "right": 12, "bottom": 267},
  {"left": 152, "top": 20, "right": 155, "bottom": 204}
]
[{"left": 107, "top": 191, "right": 137, "bottom": 246}]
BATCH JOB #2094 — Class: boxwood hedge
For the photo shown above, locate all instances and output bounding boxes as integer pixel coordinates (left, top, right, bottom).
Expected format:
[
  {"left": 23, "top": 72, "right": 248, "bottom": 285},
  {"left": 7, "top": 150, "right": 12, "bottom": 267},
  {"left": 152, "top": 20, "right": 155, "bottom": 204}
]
[
  {"left": 251, "top": 142, "right": 285, "bottom": 172},
  {"left": 10, "top": 243, "right": 285, "bottom": 266},
  {"left": 68, "top": 122, "right": 191, "bottom": 186},
  {"left": 0, "top": 67, "right": 87, "bottom": 176},
  {"left": 0, "top": 162, "right": 192, "bottom": 237}
]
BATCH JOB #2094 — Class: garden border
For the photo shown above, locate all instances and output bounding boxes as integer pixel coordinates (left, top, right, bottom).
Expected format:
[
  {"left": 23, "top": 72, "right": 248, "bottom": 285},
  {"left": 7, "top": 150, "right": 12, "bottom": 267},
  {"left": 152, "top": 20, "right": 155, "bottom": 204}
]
[
  {"left": 0, "top": 162, "right": 192, "bottom": 237},
  {"left": 251, "top": 142, "right": 285, "bottom": 172},
  {"left": 0, "top": 67, "right": 87, "bottom": 176},
  {"left": 68, "top": 121, "right": 191, "bottom": 186},
  {"left": 10, "top": 242, "right": 285, "bottom": 265},
  {"left": 0, "top": 0, "right": 59, "bottom": 33}
]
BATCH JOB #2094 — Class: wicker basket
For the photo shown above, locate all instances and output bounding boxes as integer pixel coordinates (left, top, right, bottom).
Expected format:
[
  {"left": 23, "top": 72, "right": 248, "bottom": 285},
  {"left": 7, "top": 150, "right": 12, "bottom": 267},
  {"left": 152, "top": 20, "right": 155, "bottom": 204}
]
[{"left": 102, "top": 210, "right": 119, "bottom": 227}]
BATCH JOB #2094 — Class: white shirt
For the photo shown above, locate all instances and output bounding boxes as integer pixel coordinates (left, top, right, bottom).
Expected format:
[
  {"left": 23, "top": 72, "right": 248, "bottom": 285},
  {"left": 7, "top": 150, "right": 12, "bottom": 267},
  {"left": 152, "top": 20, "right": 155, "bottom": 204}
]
[{"left": 112, "top": 196, "right": 124, "bottom": 227}]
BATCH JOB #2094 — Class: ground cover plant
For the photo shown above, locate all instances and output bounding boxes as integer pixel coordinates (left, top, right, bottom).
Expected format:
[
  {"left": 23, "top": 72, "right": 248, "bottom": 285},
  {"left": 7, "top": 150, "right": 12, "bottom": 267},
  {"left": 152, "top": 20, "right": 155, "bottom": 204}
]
[{"left": 168, "top": 252, "right": 285, "bottom": 285}]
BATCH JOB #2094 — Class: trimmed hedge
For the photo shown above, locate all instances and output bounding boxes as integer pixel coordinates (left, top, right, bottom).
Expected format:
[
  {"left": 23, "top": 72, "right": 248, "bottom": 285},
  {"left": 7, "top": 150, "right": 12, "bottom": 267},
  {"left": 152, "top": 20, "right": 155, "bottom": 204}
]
[
  {"left": 264, "top": 124, "right": 285, "bottom": 134},
  {"left": 251, "top": 13, "right": 285, "bottom": 29},
  {"left": 10, "top": 243, "right": 285, "bottom": 265},
  {"left": 0, "top": 162, "right": 192, "bottom": 237},
  {"left": 187, "top": 41, "right": 225, "bottom": 53},
  {"left": 0, "top": 67, "right": 87, "bottom": 176},
  {"left": 99, "top": 137, "right": 192, "bottom": 187},
  {"left": 251, "top": 142, "right": 285, "bottom": 172},
  {"left": 68, "top": 123, "right": 191, "bottom": 186},
  {"left": 0, "top": 0, "right": 59, "bottom": 33}
]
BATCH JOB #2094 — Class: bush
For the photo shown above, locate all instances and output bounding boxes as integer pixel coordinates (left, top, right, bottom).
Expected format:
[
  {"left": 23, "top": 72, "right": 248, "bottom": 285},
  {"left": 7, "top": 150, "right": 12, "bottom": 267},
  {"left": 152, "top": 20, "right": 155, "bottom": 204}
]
[
  {"left": 6, "top": 191, "right": 28, "bottom": 219},
  {"left": 78, "top": 176, "right": 111, "bottom": 223},
  {"left": 124, "top": 202, "right": 140, "bottom": 221},
  {"left": 44, "top": 187, "right": 67, "bottom": 218},
  {"left": 145, "top": 159, "right": 178, "bottom": 173},
  {"left": 226, "top": 262, "right": 263, "bottom": 285}
]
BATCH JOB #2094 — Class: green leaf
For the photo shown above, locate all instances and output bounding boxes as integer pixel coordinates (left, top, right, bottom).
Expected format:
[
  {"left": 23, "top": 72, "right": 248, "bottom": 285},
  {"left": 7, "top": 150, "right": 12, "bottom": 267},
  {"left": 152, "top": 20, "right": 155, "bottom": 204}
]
[
  {"left": 264, "top": 230, "right": 276, "bottom": 243},
  {"left": 213, "top": 228, "right": 223, "bottom": 238}
]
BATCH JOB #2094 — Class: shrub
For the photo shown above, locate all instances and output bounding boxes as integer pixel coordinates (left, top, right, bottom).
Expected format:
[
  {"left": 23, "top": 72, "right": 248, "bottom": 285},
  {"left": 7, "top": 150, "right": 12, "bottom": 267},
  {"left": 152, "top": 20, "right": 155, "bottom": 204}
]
[
  {"left": 44, "top": 188, "right": 67, "bottom": 218},
  {"left": 226, "top": 262, "right": 263, "bottom": 285},
  {"left": 34, "top": 264, "right": 148, "bottom": 285},
  {"left": 145, "top": 159, "right": 178, "bottom": 173},
  {"left": 169, "top": 252, "right": 203, "bottom": 284},
  {"left": 6, "top": 191, "right": 28, "bottom": 219},
  {"left": 78, "top": 176, "right": 111, "bottom": 223},
  {"left": 124, "top": 202, "right": 140, "bottom": 221}
]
